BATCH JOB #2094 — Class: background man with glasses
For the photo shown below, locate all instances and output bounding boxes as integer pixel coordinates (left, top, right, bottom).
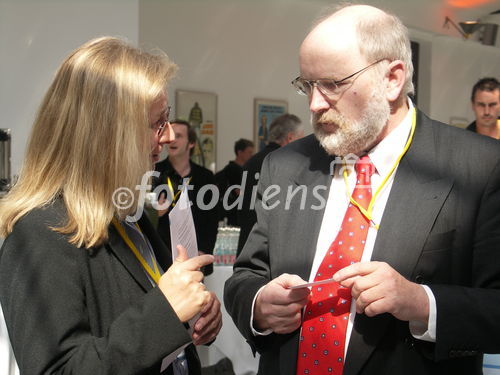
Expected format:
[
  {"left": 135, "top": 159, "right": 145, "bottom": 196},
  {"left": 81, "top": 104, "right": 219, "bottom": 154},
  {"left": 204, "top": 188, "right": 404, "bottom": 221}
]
[{"left": 225, "top": 4, "right": 500, "bottom": 375}]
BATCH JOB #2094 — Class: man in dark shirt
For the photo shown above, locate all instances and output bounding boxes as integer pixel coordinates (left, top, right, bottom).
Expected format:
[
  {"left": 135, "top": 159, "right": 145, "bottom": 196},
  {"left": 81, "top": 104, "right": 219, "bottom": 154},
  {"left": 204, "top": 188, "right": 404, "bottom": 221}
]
[
  {"left": 154, "top": 119, "right": 218, "bottom": 275},
  {"left": 215, "top": 138, "right": 254, "bottom": 226},
  {"left": 466, "top": 77, "right": 499, "bottom": 139},
  {"left": 237, "top": 114, "right": 304, "bottom": 254}
]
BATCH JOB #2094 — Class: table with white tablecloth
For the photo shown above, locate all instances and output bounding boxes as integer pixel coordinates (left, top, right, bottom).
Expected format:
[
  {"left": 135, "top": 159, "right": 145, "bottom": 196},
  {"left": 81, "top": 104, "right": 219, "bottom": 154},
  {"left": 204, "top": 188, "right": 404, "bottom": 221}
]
[{"left": 200, "top": 265, "right": 259, "bottom": 375}]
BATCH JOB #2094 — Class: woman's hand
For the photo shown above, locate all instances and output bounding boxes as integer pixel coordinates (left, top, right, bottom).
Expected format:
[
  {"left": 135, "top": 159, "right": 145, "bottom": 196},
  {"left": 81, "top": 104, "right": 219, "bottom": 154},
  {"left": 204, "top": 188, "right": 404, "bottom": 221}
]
[{"left": 159, "top": 245, "right": 214, "bottom": 322}]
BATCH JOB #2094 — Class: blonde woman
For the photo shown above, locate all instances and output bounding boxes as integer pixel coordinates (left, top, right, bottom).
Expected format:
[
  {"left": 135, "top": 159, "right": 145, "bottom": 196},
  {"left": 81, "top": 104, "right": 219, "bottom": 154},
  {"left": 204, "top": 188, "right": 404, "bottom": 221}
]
[{"left": 0, "top": 37, "right": 221, "bottom": 374}]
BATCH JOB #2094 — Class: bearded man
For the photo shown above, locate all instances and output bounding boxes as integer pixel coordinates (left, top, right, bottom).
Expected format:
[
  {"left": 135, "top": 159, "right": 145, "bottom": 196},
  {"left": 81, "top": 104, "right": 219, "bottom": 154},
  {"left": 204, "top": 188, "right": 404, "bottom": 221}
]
[{"left": 224, "top": 4, "right": 500, "bottom": 375}]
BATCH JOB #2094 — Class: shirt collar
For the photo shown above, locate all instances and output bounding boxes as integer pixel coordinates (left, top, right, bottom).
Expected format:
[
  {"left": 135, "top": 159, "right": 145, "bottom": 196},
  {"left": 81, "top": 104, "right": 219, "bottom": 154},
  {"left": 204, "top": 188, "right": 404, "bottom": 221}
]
[
  {"left": 163, "top": 157, "right": 193, "bottom": 179},
  {"left": 368, "top": 98, "right": 414, "bottom": 178}
]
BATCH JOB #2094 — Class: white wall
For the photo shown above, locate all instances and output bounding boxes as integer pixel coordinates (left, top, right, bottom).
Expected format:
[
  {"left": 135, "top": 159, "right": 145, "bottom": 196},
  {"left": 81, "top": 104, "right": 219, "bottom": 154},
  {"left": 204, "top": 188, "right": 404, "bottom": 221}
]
[
  {"left": 0, "top": 0, "right": 139, "bottom": 176},
  {"left": 430, "top": 35, "right": 500, "bottom": 126}
]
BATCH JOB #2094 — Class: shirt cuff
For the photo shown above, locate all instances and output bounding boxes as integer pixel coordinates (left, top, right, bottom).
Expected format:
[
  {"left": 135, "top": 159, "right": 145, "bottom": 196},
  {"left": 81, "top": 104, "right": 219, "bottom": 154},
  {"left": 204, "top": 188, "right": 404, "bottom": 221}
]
[
  {"left": 409, "top": 284, "right": 436, "bottom": 342},
  {"left": 250, "top": 285, "right": 273, "bottom": 336}
]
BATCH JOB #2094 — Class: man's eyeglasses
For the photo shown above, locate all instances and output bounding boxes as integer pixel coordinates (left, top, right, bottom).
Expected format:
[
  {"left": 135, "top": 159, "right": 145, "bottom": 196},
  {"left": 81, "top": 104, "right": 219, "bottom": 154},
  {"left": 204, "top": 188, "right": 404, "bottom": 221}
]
[
  {"left": 152, "top": 105, "right": 171, "bottom": 137},
  {"left": 291, "top": 59, "right": 385, "bottom": 97}
]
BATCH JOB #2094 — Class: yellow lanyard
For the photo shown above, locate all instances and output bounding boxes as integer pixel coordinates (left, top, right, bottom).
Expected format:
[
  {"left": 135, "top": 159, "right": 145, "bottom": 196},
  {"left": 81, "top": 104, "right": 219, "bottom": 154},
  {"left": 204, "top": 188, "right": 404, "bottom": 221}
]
[
  {"left": 342, "top": 108, "right": 417, "bottom": 230},
  {"left": 112, "top": 218, "right": 161, "bottom": 284},
  {"left": 166, "top": 176, "right": 192, "bottom": 208}
]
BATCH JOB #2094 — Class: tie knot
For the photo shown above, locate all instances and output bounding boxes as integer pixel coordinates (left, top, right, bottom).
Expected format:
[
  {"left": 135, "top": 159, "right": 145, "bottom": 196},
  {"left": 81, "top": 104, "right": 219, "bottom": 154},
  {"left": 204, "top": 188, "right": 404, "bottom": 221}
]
[
  {"left": 354, "top": 155, "right": 375, "bottom": 188},
  {"left": 354, "top": 155, "right": 375, "bottom": 177}
]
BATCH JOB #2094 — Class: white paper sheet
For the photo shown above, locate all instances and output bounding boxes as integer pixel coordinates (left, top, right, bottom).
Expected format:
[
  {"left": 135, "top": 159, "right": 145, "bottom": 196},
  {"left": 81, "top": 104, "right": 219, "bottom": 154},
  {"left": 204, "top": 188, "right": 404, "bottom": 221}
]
[
  {"left": 162, "top": 187, "right": 201, "bottom": 371},
  {"left": 168, "top": 186, "right": 201, "bottom": 327},
  {"left": 169, "top": 187, "right": 198, "bottom": 259}
]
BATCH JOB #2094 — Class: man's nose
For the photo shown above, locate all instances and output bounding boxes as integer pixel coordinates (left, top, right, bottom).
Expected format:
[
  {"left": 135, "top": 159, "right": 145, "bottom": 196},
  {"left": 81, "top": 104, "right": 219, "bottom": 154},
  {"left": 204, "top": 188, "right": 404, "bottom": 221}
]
[{"left": 309, "top": 86, "right": 331, "bottom": 114}]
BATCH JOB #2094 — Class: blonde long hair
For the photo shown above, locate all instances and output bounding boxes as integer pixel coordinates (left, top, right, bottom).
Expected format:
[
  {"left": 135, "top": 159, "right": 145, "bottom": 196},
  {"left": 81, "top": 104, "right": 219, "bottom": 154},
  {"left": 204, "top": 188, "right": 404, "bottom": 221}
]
[{"left": 0, "top": 37, "right": 177, "bottom": 248}]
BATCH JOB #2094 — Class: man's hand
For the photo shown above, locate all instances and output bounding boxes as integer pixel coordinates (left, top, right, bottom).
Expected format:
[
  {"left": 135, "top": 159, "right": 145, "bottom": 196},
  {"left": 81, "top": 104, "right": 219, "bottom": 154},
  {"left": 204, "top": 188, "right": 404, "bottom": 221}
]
[
  {"left": 159, "top": 245, "right": 214, "bottom": 322},
  {"left": 253, "top": 274, "right": 311, "bottom": 334},
  {"left": 333, "top": 261, "right": 429, "bottom": 323},
  {"left": 192, "top": 291, "right": 222, "bottom": 345}
]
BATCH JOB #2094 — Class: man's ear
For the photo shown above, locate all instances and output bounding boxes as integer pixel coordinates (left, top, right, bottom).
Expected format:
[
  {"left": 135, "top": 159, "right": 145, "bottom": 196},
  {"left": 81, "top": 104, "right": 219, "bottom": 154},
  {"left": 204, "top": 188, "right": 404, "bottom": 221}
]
[
  {"left": 385, "top": 60, "right": 405, "bottom": 102},
  {"left": 188, "top": 142, "right": 195, "bottom": 151}
]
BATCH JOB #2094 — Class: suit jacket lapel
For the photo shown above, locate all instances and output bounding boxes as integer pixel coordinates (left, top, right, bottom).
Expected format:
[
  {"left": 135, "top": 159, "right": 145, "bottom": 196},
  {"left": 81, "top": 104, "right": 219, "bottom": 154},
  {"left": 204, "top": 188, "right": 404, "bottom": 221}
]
[
  {"left": 287, "top": 137, "right": 334, "bottom": 282},
  {"left": 345, "top": 110, "right": 454, "bottom": 375},
  {"left": 138, "top": 214, "right": 173, "bottom": 271},
  {"left": 107, "top": 217, "right": 157, "bottom": 292}
]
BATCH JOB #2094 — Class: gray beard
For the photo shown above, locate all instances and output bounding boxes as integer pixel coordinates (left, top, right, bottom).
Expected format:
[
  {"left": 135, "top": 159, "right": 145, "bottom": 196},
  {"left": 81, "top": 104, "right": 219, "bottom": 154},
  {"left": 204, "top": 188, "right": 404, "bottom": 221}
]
[{"left": 313, "top": 89, "right": 390, "bottom": 156}]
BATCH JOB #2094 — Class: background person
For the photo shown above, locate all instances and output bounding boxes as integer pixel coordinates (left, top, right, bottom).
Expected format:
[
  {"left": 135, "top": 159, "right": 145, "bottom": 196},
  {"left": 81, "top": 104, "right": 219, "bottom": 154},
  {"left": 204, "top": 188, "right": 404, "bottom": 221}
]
[
  {"left": 224, "top": 4, "right": 500, "bottom": 375},
  {"left": 215, "top": 138, "right": 254, "bottom": 226},
  {"left": 466, "top": 77, "right": 499, "bottom": 139},
  {"left": 154, "top": 120, "right": 219, "bottom": 276},
  {"left": 236, "top": 113, "right": 304, "bottom": 255},
  {"left": 0, "top": 37, "right": 221, "bottom": 375}
]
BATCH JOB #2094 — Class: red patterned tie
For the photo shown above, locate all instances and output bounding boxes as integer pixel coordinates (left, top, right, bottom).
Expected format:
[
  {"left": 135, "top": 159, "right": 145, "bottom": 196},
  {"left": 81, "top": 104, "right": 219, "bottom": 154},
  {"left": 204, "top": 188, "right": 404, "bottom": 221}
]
[{"left": 296, "top": 155, "right": 375, "bottom": 375}]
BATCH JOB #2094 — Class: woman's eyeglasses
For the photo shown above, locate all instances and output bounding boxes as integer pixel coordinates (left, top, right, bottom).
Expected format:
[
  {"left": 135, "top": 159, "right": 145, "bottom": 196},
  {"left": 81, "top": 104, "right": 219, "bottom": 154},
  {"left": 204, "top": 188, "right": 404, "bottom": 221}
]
[{"left": 151, "top": 106, "right": 171, "bottom": 137}]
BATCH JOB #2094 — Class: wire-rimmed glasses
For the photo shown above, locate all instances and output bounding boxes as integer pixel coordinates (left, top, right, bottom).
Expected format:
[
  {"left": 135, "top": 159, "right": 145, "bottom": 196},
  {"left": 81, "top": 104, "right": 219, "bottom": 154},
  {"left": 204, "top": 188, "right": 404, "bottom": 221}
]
[
  {"left": 291, "top": 59, "right": 385, "bottom": 97},
  {"left": 151, "top": 105, "right": 171, "bottom": 137}
]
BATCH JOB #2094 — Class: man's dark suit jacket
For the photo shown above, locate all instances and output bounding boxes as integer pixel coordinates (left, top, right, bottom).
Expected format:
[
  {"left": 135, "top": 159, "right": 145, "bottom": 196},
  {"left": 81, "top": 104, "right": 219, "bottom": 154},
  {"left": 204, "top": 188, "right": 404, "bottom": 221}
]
[
  {"left": 0, "top": 200, "right": 200, "bottom": 374},
  {"left": 237, "top": 142, "right": 281, "bottom": 255},
  {"left": 224, "top": 110, "right": 500, "bottom": 375}
]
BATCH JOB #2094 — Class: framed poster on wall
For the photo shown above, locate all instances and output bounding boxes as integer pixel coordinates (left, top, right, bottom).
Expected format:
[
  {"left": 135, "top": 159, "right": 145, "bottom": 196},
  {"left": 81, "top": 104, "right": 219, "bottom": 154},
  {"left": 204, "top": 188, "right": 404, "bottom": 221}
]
[
  {"left": 175, "top": 89, "right": 217, "bottom": 172},
  {"left": 254, "top": 98, "right": 288, "bottom": 151}
]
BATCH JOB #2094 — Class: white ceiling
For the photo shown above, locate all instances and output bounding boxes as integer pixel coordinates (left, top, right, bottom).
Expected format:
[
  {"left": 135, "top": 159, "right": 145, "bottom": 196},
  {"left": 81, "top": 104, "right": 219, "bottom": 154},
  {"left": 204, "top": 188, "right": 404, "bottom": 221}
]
[{"left": 315, "top": 0, "right": 500, "bottom": 40}]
